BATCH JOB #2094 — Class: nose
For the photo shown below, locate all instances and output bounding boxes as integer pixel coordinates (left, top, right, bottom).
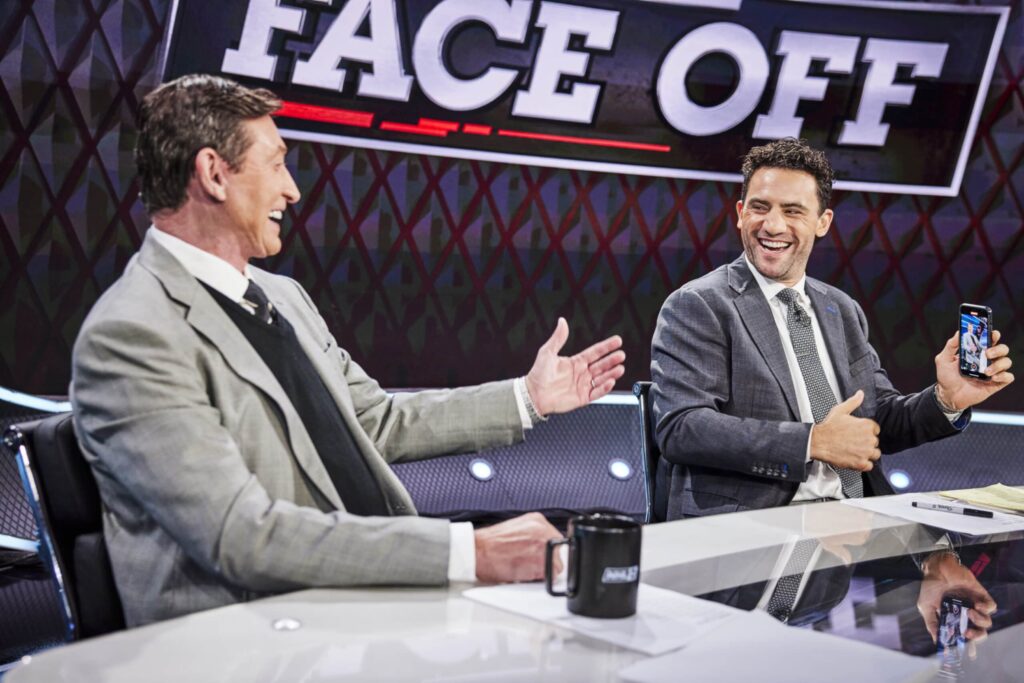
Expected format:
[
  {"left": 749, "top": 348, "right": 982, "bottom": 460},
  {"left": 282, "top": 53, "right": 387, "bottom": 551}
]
[
  {"left": 283, "top": 167, "right": 301, "bottom": 204},
  {"left": 761, "top": 206, "right": 785, "bottom": 233}
]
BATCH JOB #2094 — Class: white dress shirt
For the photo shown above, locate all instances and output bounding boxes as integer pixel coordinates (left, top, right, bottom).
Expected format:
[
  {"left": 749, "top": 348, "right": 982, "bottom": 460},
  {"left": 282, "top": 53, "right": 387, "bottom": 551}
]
[
  {"left": 744, "top": 256, "right": 846, "bottom": 501},
  {"left": 149, "top": 226, "right": 539, "bottom": 581}
]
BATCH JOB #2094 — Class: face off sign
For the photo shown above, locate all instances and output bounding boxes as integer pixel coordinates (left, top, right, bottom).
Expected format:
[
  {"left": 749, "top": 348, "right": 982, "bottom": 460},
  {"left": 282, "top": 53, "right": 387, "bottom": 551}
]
[{"left": 162, "top": 0, "right": 1008, "bottom": 196}]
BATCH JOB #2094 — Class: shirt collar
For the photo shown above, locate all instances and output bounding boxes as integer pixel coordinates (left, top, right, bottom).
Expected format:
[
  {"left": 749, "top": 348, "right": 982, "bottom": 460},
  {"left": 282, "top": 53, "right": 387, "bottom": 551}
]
[
  {"left": 743, "top": 254, "right": 808, "bottom": 304},
  {"left": 149, "top": 225, "right": 252, "bottom": 303}
]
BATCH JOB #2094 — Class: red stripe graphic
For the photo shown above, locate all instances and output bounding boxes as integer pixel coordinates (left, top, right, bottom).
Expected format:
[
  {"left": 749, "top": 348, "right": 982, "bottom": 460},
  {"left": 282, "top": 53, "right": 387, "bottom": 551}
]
[
  {"left": 274, "top": 101, "right": 374, "bottom": 128},
  {"left": 462, "top": 124, "right": 493, "bottom": 136},
  {"left": 380, "top": 121, "right": 449, "bottom": 137},
  {"left": 497, "top": 129, "right": 670, "bottom": 152},
  {"left": 419, "top": 118, "right": 460, "bottom": 131}
]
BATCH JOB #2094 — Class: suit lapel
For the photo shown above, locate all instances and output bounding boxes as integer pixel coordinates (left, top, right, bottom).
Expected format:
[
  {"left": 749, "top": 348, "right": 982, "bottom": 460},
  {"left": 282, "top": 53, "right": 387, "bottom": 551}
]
[
  {"left": 806, "top": 281, "right": 853, "bottom": 401},
  {"left": 258, "top": 276, "right": 415, "bottom": 514},
  {"left": 137, "top": 234, "right": 345, "bottom": 510},
  {"left": 728, "top": 258, "right": 800, "bottom": 419}
]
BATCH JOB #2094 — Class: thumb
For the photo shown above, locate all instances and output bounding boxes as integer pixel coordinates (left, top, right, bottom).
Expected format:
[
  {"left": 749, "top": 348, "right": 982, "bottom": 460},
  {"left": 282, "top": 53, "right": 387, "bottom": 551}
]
[
  {"left": 542, "top": 317, "right": 569, "bottom": 354},
  {"left": 833, "top": 390, "right": 864, "bottom": 416}
]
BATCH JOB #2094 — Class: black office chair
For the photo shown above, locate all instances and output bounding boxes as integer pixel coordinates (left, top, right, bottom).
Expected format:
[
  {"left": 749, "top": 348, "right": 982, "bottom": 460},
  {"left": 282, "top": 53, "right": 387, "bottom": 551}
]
[
  {"left": 4, "top": 413, "right": 125, "bottom": 640},
  {"left": 0, "top": 387, "right": 71, "bottom": 545},
  {"left": 633, "top": 381, "right": 669, "bottom": 523}
]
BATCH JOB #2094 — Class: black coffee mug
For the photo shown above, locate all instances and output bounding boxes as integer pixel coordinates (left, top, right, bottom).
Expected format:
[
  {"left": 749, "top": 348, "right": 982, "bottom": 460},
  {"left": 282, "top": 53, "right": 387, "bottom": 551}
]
[{"left": 544, "top": 513, "right": 642, "bottom": 618}]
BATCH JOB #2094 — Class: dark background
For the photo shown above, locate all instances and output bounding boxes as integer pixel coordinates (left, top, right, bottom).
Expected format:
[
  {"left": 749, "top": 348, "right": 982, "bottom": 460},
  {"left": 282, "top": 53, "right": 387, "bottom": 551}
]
[{"left": 0, "top": 0, "right": 1021, "bottom": 410}]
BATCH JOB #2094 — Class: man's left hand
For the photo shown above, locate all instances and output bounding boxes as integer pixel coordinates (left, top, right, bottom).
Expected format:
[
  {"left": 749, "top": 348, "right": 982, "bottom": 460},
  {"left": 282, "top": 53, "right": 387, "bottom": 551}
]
[
  {"left": 525, "top": 317, "right": 626, "bottom": 417},
  {"left": 935, "top": 330, "right": 1014, "bottom": 411}
]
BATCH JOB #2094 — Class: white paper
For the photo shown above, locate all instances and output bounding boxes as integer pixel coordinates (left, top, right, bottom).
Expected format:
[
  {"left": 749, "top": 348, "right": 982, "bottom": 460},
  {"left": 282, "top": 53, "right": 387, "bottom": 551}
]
[
  {"left": 617, "top": 610, "right": 938, "bottom": 683},
  {"left": 463, "top": 583, "right": 741, "bottom": 656},
  {"left": 841, "top": 492, "right": 1024, "bottom": 535}
]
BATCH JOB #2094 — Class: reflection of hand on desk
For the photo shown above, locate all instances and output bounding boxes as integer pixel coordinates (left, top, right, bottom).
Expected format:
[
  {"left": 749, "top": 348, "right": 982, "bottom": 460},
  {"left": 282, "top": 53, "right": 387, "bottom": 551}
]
[{"left": 917, "top": 550, "right": 997, "bottom": 651}]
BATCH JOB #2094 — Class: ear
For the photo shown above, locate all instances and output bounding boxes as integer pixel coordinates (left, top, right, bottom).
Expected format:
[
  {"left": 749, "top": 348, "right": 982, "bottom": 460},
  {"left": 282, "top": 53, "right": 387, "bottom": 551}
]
[
  {"left": 815, "top": 208, "right": 833, "bottom": 238},
  {"left": 193, "top": 147, "right": 229, "bottom": 202},
  {"left": 735, "top": 200, "right": 744, "bottom": 228}
]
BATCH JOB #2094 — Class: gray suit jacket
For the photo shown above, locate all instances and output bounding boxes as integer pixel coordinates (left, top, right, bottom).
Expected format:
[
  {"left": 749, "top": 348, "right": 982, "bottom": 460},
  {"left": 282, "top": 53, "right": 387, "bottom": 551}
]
[
  {"left": 71, "top": 232, "right": 524, "bottom": 626},
  {"left": 651, "top": 257, "right": 966, "bottom": 519}
]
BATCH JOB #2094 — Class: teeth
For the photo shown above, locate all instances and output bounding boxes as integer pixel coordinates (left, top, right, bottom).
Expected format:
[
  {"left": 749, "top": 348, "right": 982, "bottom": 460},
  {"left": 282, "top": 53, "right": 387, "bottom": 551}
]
[
  {"left": 269, "top": 210, "right": 283, "bottom": 221},
  {"left": 760, "top": 239, "right": 789, "bottom": 249}
]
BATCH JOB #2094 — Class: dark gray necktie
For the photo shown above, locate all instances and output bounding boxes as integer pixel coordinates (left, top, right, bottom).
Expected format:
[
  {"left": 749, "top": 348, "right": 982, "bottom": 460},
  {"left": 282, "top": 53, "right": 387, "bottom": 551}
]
[
  {"left": 776, "top": 288, "right": 863, "bottom": 498},
  {"left": 242, "top": 280, "right": 274, "bottom": 324},
  {"left": 765, "top": 538, "right": 818, "bottom": 623}
]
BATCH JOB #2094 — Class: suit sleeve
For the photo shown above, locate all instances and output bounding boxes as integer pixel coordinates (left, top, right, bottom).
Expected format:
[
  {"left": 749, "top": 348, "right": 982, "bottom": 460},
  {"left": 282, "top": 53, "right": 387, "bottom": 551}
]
[
  {"left": 72, "top": 316, "right": 453, "bottom": 593},
  {"left": 287, "top": 279, "right": 525, "bottom": 464},
  {"left": 850, "top": 301, "right": 967, "bottom": 453},
  {"left": 651, "top": 288, "right": 811, "bottom": 482}
]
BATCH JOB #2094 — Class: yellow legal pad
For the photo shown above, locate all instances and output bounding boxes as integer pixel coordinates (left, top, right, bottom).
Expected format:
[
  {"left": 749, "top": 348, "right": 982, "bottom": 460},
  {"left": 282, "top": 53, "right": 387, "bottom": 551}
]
[{"left": 937, "top": 483, "right": 1024, "bottom": 514}]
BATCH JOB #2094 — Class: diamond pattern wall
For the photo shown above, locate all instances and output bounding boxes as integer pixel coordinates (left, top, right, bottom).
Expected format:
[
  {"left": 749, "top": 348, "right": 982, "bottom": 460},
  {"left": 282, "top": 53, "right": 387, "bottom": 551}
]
[{"left": 0, "top": 0, "right": 1021, "bottom": 410}]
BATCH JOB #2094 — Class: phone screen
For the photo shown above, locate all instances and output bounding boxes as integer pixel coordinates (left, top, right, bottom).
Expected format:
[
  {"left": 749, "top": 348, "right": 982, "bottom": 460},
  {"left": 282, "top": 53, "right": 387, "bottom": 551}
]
[
  {"left": 936, "top": 596, "right": 970, "bottom": 678},
  {"left": 959, "top": 305, "right": 991, "bottom": 379}
]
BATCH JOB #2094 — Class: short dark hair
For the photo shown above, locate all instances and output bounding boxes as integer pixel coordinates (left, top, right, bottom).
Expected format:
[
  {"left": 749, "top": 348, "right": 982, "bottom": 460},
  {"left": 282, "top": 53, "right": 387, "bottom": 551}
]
[
  {"left": 740, "top": 138, "right": 834, "bottom": 214},
  {"left": 135, "top": 74, "right": 281, "bottom": 214}
]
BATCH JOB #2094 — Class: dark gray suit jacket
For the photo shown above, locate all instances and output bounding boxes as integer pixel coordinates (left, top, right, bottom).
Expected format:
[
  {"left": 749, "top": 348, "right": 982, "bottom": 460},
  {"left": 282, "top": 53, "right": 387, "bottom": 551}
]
[{"left": 651, "top": 257, "right": 966, "bottom": 519}]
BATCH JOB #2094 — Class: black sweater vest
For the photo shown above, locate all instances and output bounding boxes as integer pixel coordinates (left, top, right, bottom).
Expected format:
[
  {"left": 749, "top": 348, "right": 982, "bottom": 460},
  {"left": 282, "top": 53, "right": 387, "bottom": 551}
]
[{"left": 204, "top": 284, "right": 390, "bottom": 516}]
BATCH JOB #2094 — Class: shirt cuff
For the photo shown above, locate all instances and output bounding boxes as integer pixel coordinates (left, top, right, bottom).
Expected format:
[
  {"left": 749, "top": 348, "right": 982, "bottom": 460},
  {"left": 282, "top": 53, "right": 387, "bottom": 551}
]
[
  {"left": 447, "top": 522, "right": 477, "bottom": 583},
  {"left": 513, "top": 377, "right": 540, "bottom": 430},
  {"left": 805, "top": 426, "right": 814, "bottom": 463}
]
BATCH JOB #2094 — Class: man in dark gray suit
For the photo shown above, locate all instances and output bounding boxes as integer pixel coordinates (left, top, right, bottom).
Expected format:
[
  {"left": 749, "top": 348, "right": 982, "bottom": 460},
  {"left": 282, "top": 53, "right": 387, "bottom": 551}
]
[
  {"left": 71, "top": 75, "right": 626, "bottom": 626},
  {"left": 651, "top": 138, "right": 1014, "bottom": 520}
]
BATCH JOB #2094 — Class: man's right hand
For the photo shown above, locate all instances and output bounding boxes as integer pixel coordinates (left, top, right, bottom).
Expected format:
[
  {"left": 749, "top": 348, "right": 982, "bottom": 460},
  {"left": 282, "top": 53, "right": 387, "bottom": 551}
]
[
  {"left": 474, "top": 512, "right": 563, "bottom": 583},
  {"left": 810, "top": 390, "right": 881, "bottom": 471}
]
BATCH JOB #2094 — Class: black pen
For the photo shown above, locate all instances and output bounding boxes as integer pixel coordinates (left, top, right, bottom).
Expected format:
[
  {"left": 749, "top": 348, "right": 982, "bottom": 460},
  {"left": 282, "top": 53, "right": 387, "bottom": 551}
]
[{"left": 912, "top": 501, "right": 994, "bottom": 518}]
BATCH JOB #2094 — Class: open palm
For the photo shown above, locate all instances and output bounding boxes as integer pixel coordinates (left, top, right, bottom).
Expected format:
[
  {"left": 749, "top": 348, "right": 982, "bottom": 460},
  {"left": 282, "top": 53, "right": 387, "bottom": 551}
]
[{"left": 525, "top": 318, "right": 626, "bottom": 417}]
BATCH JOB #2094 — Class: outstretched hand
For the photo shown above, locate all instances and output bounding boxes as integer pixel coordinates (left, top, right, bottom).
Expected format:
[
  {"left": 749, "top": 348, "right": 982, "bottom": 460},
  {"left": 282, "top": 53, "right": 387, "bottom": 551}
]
[
  {"left": 935, "top": 330, "right": 1014, "bottom": 411},
  {"left": 525, "top": 317, "right": 625, "bottom": 417}
]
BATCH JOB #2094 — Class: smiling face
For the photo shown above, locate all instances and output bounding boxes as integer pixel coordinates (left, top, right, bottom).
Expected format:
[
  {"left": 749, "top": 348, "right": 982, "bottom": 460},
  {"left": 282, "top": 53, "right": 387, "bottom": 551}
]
[
  {"left": 736, "top": 167, "right": 833, "bottom": 286},
  {"left": 222, "top": 116, "right": 300, "bottom": 261}
]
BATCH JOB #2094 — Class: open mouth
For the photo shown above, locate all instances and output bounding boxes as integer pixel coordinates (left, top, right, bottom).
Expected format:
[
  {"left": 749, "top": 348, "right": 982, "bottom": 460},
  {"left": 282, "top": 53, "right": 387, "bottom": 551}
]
[
  {"left": 268, "top": 210, "right": 284, "bottom": 225},
  {"left": 758, "top": 238, "right": 791, "bottom": 253}
]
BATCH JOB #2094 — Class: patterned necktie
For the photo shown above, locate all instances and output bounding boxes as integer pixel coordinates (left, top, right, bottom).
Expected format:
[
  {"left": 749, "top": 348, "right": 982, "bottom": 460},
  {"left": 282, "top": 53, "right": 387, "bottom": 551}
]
[
  {"left": 776, "top": 288, "right": 863, "bottom": 498},
  {"left": 765, "top": 538, "right": 819, "bottom": 623},
  {"left": 242, "top": 280, "right": 274, "bottom": 324}
]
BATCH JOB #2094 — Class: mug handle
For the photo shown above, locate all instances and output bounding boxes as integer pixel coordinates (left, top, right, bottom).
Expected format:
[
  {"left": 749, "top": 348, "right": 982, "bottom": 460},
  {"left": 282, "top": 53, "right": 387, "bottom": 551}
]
[
  {"left": 545, "top": 538, "right": 572, "bottom": 597},
  {"left": 544, "top": 536, "right": 577, "bottom": 593}
]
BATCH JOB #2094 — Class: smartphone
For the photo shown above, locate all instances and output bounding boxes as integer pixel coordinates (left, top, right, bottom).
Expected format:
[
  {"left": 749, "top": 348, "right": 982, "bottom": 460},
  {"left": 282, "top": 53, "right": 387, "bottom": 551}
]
[
  {"left": 937, "top": 596, "right": 969, "bottom": 650},
  {"left": 959, "top": 303, "right": 993, "bottom": 380},
  {"left": 936, "top": 596, "right": 970, "bottom": 679}
]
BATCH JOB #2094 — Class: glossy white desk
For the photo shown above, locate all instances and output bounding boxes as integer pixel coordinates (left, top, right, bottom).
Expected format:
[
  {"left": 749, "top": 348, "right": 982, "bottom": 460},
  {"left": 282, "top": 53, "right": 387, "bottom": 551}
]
[{"left": 8, "top": 501, "right": 1024, "bottom": 682}]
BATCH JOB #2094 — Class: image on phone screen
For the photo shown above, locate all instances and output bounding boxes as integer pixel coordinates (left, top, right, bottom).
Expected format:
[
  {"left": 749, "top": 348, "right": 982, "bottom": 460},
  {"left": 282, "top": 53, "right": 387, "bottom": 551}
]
[
  {"left": 959, "top": 308, "right": 990, "bottom": 378},
  {"left": 937, "top": 596, "right": 969, "bottom": 679}
]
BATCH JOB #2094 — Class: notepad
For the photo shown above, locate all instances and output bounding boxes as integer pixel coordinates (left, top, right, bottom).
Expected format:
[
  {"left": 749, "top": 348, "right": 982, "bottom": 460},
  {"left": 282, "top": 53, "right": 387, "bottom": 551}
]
[{"left": 937, "top": 483, "right": 1024, "bottom": 514}]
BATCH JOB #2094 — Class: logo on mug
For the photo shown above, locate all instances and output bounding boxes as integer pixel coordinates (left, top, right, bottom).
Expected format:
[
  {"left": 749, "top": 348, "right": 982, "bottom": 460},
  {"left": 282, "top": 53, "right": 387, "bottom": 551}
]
[{"left": 601, "top": 565, "right": 639, "bottom": 584}]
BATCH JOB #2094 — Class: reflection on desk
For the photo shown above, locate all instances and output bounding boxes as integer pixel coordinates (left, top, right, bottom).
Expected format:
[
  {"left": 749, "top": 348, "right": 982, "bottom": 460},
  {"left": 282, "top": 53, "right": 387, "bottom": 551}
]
[{"left": 7, "top": 499, "right": 1024, "bottom": 683}]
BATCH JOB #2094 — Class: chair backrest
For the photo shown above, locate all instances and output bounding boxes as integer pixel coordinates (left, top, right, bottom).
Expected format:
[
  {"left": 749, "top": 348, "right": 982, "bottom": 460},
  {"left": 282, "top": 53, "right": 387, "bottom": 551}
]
[
  {"left": 633, "top": 381, "right": 668, "bottom": 523},
  {"left": 392, "top": 393, "right": 649, "bottom": 526},
  {"left": 0, "top": 387, "right": 71, "bottom": 543},
  {"left": 4, "top": 413, "right": 125, "bottom": 640}
]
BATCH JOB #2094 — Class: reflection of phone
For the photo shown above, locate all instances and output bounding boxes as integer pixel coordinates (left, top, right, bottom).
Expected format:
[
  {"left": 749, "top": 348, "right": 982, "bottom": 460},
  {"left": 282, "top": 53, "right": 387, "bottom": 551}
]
[
  {"left": 959, "top": 303, "right": 993, "bottom": 380},
  {"left": 938, "top": 596, "right": 969, "bottom": 650},
  {"left": 936, "top": 596, "right": 970, "bottom": 679}
]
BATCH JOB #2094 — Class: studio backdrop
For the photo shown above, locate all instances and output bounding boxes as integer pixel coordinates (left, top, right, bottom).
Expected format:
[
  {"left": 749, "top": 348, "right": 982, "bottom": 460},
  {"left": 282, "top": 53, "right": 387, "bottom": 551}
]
[{"left": 1, "top": 0, "right": 1021, "bottom": 409}]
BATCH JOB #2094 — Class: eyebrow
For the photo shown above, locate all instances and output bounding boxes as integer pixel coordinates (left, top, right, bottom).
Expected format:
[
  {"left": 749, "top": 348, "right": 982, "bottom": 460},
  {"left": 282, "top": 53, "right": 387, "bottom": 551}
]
[{"left": 747, "top": 197, "right": 808, "bottom": 211}]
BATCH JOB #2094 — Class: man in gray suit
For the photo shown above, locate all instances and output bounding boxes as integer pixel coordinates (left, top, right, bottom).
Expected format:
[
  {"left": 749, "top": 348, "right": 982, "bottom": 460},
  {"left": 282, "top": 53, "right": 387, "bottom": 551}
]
[
  {"left": 71, "top": 75, "right": 626, "bottom": 626},
  {"left": 651, "top": 138, "right": 1014, "bottom": 520}
]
